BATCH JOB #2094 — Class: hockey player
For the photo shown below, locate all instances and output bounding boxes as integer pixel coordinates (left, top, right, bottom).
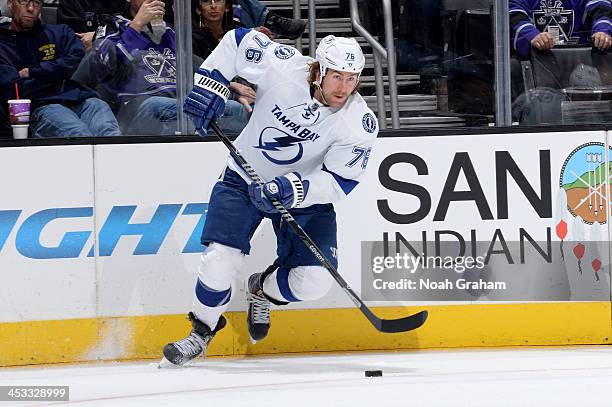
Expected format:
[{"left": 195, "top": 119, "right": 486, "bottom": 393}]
[
  {"left": 161, "top": 29, "right": 378, "bottom": 367},
  {"left": 510, "top": 0, "right": 612, "bottom": 59}
]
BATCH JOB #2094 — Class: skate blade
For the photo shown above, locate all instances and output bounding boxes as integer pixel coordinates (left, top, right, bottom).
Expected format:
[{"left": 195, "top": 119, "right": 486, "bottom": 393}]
[{"left": 158, "top": 357, "right": 181, "bottom": 369}]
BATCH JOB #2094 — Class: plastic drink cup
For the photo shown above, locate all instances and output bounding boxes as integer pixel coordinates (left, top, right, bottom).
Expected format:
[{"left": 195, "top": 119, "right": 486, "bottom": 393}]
[
  {"left": 11, "top": 124, "right": 28, "bottom": 139},
  {"left": 150, "top": 15, "right": 166, "bottom": 36},
  {"left": 7, "top": 99, "right": 31, "bottom": 125}
]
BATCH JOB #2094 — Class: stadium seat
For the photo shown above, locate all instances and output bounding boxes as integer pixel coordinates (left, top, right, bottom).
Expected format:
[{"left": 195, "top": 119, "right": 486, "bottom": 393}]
[
  {"left": 513, "top": 46, "right": 612, "bottom": 124},
  {"left": 41, "top": 6, "right": 58, "bottom": 25}
]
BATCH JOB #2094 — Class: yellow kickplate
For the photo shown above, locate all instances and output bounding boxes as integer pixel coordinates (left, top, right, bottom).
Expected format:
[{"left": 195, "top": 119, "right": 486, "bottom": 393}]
[{"left": 1, "top": 303, "right": 610, "bottom": 367}]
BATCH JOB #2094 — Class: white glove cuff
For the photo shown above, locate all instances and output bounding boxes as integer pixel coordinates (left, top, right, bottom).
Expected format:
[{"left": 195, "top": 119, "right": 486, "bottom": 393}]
[
  {"left": 194, "top": 73, "right": 231, "bottom": 102},
  {"left": 285, "top": 172, "right": 305, "bottom": 208}
]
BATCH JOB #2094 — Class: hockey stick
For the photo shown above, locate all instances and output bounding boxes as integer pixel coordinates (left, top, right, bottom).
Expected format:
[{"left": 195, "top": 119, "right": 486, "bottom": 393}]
[{"left": 209, "top": 121, "right": 428, "bottom": 333}]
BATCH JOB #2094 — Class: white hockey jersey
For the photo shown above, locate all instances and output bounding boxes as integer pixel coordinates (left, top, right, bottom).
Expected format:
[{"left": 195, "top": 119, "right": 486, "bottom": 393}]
[{"left": 200, "top": 28, "right": 379, "bottom": 207}]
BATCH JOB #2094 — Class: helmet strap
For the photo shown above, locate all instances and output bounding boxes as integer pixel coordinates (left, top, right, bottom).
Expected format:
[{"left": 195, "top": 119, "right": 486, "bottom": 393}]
[{"left": 314, "top": 74, "right": 331, "bottom": 106}]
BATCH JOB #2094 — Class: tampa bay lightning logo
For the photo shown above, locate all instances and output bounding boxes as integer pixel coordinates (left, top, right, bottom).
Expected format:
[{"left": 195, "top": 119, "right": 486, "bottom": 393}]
[
  {"left": 302, "top": 103, "right": 320, "bottom": 121},
  {"left": 362, "top": 113, "right": 377, "bottom": 133},
  {"left": 274, "top": 45, "right": 295, "bottom": 60},
  {"left": 256, "top": 127, "right": 304, "bottom": 165}
]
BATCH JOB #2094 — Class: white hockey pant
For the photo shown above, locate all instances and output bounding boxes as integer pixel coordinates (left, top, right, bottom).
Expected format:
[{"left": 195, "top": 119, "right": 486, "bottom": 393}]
[{"left": 192, "top": 243, "right": 334, "bottom": 329}]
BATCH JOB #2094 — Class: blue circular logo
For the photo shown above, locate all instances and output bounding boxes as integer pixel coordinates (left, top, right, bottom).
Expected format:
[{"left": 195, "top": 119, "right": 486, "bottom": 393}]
[
  {"left": 362, "top": 113, "right": 377, "bottom": 133},
  {"left": 274, "top": 45, "right": 295, "bottom": 60}
]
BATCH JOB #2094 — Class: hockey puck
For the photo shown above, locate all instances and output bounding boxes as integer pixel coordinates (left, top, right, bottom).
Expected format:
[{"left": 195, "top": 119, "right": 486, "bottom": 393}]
[{"left": 364, "top": 370, "right": 383, "bottom": 377}]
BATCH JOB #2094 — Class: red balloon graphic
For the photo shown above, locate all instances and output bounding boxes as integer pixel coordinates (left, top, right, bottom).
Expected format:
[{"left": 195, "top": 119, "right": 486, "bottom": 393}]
[
  {"left": 592, "top": 258, "right": 602, "bottom": 281},
  {"left": 573, "top": 243, "right": 585, "bottom": 274},
  {"left": 556, "top": 220, "right": 568, "bottom": 260},
  {"left": 556, "top": 220, "right": 568, "bottom": 239},
  {"left": 592, "top": 258, "right": 602, "bottom": 272},
  {"left": 573, "top": 243, "right": 585, "bottom": 259}
]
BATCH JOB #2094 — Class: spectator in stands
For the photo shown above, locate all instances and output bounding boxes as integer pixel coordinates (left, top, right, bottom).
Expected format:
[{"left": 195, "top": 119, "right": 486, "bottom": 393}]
[
  {"left": 233, "top": 0, "right": 305, "bottom": 39},
  {"left": 59, "top": 0, "right": 304, "bottom": 53},
  {"left": 90, "top": 0, "right": 250, "bottom": 135},
  {"left": 0, "top": 0, "right": 121, "bottom": 137},
  {"left": 192, "top": 0, "right": 264, "bottom": 118},
  {"left": 180, "top": 0, "right": 305, "bottom": 39},
  {"left": 510, "top": 0, "right": 612, "bottom": 59},
  {"left": 183, "top": 0, "right": 305, "bottom": 40},
  {"left": 193, "top": 0, "right": 247, "bottom": 60},
  {"left": 58, "top": 0, "right": 176, "bottom": 51},
  {"left": 90, "top": 0, "right": 178, "bottom": 135},
  {"left": 58, "top": 0, "right": 126, "bottom": 50}
]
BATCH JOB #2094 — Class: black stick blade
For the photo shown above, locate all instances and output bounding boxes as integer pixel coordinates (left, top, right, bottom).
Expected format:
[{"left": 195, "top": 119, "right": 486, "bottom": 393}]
[{"left": 380, "top": 310, "right": 428, "bottom": 333}]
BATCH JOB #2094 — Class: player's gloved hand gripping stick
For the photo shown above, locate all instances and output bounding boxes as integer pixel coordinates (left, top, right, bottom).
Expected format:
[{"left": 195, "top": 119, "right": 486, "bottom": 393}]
[{"left": 209, "top": 121, "right": 428, "bottom": 333}]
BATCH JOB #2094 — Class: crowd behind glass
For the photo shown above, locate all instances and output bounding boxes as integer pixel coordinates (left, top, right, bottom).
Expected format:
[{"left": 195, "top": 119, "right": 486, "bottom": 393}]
[{"left": 0, "top": 0, "right": 611, "bottom": 139}]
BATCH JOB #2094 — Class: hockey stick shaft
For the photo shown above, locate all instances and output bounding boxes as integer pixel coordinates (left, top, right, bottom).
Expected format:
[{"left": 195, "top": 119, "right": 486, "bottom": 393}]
[{"left": 209, "top": 122, "right": 428, "bottom": 333}]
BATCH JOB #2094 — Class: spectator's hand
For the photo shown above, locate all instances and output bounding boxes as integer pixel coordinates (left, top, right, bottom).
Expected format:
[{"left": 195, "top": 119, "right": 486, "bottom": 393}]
[
  {"left": 254, "top": 26, "right": 273, "bottom": 39},
  {"left": 531, "top": 32, "right": 555, "bottom": 51},
  {"left": 592, "top": 32, "right": 612, "bottom": 51},
  {"left": 230, "top": 81, "right": 256, "bottom": 113},
  {"left": 130, "top": 0, "right": 165, "bottom": 32},
  {"left": 18, "top": 68, "right": 29, "bottom": 78},
  {"left": 184, "top": 68, "right": 229, "bottom": 135},
  {"left": 76, "top": 32, "right": 95, "bottom": 51}
]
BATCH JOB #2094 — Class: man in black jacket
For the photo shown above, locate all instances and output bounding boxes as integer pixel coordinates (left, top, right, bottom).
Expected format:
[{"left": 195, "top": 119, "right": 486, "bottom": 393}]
[
  {"left": 57, "top": 0, "right": 127, "bottom": 50},
  {"left": 0, "top": 0, "right": 121, "bottom": 137},
  {"left": 58, "top": 0, "right": 125, "bottom": 34}
]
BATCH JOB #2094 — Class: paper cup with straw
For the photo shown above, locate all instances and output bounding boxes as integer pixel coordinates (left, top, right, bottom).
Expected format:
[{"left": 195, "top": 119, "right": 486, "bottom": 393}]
[{"left": 8, "top": 83, "right": 30, "bottom": 139}]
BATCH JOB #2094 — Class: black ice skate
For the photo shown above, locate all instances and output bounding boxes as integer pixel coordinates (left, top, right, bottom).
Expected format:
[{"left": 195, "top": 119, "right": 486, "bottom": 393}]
[
  {"left": 160, "top": 312, "right": 226, "bottom": 368},
  {"left": 264, "top": 12, "right": 306, "bottom": 40},
  {"left": 246, "top": 272, "right": 271, "bottom": 343}
]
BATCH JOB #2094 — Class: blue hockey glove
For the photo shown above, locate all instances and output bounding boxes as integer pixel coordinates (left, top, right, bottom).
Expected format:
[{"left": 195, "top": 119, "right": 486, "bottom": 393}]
[
  {"left": 184, "top": 68, "right": 230, "bottom": 134},
  {"left": 248, "top": 173, "right": 310, "bottom": 213}
]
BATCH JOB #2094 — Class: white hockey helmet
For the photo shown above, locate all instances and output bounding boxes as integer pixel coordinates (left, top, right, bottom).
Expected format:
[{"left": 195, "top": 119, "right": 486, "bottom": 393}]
[{"left": 315, "top": 35, "right": 365, "bottom": 81}]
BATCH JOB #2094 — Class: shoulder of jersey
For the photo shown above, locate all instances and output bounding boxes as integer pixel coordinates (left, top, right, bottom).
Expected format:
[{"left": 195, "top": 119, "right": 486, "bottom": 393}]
[
  {"left": 343, "top": 93, "right": 379, "bottom": 139},
  {"left": 242, "top": 31, "right": 311, "bottom": 64}
]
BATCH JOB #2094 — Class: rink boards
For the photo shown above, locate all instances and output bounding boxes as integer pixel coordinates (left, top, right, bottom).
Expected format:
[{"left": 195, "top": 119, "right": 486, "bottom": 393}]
[{"left": 0, "top": 130, "right": 611, "bottom": 366}]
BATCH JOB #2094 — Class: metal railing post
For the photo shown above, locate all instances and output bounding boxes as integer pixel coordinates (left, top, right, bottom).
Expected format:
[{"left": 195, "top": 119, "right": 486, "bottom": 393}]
[
  {"left": 174, "top": 0, "right": 195, "bottom": 135},
  {"left": 373, "top": 53, "right": 387, "bottom": 129},
  {"left": 494, "top": 0, "right": 512, "bottom": 126},
  {"left": 293, "top": 0, "right": 302, "bottom": 53},
  {"left": 308, "top": 0, "right": 316, "bottom": 57},
  {"left": 382, "top": 0, "right": 399, "bottom": 128},
  {"left": 349, "top": 0, "right": 388, "bottom": 128}
]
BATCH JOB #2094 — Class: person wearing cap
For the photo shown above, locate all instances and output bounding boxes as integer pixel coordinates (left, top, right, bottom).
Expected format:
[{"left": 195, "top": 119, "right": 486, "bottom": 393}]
[
  {"left": 0, "top": 0, "right": 120, "bottom": 137},
  {"left": 160, "top": 29, "right": 378, "bottom": 368}
]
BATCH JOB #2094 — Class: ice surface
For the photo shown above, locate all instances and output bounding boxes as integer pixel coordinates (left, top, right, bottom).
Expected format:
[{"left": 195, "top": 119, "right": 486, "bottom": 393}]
[{"left": 2, "top": 346, "right": 612, "bottom": 406}]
